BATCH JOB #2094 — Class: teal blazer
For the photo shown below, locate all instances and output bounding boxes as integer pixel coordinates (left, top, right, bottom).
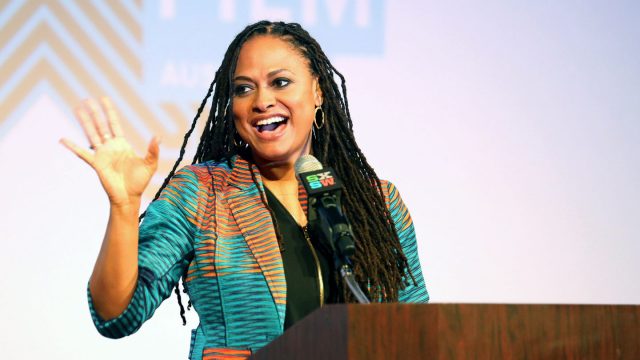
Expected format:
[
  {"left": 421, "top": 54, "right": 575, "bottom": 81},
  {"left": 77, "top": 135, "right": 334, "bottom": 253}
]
[{"left": 88, "top": 156, "right": 429, "bottom": 359}]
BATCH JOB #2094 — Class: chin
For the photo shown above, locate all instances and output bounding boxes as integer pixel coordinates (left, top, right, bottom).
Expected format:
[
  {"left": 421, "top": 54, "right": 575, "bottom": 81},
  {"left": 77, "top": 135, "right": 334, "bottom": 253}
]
[{"left": 251, "top": 147, "right": 305, "bottom": 166}]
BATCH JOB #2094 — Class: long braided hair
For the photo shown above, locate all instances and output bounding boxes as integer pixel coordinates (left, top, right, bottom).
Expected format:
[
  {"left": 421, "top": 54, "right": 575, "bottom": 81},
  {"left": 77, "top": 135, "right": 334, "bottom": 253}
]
[{"left": 147, "top": 21, "right": 415, "bottom": 324}]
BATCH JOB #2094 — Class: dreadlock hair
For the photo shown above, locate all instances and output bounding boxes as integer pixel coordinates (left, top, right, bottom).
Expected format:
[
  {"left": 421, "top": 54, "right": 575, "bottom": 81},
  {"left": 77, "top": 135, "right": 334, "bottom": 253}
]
[{"left": 144, "top": 21, "right": 416, "bottom": 324}]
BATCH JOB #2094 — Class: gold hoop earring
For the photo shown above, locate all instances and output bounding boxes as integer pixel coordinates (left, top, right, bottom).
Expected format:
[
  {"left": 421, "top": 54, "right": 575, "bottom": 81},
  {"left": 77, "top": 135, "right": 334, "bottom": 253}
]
[{"left": 314, "top": 106, "right": 325, "bottom": 129}]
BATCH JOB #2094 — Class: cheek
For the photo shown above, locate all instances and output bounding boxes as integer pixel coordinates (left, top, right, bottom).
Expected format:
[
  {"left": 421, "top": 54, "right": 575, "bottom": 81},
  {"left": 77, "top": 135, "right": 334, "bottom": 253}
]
[
  {"left": 287, "top": 93, "right": 316, "bottom": 118},
  {"left": 231, "top": 99, "right": 244, "bottom": 120},
  {"left": 233, "top": 119, "right": 249, "bottom": 141},
  {"left": 232, "top": 100, "right": 250, "bottom": 129},
  {"left": 232, "top": 112, "right": 249, "bottom": 140}
]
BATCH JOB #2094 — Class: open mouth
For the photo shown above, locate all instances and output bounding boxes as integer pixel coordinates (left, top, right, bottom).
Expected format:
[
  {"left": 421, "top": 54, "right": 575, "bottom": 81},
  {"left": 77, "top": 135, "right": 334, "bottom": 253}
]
[{"left": 255, "top": 116, "right": 288, "bottom": 133}]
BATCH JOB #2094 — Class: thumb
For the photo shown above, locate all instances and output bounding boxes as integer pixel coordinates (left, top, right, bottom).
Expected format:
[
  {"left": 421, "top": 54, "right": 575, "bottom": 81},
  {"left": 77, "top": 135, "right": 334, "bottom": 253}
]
[{"left": 144, "top": 136, "right": 160, "bottom": 169}]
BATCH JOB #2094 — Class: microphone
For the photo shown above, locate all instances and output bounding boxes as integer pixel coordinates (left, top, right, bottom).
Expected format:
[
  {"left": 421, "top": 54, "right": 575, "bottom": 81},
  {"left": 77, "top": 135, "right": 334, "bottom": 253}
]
[
  {"left": 295, "top": 155, "right": 370, "bottom": 304},
  {"left": 294, "top": 155, "right": 356, "bottom": 260}
]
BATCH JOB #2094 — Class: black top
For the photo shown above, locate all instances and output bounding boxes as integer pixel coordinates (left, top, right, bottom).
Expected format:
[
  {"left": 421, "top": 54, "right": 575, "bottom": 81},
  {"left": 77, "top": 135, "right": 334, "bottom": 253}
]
[{"left": 264, "top": 187, "right": 334, "bottom": 330}]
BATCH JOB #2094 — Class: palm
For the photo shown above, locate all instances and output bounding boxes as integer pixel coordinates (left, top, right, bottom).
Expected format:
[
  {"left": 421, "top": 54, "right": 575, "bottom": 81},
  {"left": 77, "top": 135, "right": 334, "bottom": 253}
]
[{"left": 92, "top": 138, "right": 155, "bottom": 204}]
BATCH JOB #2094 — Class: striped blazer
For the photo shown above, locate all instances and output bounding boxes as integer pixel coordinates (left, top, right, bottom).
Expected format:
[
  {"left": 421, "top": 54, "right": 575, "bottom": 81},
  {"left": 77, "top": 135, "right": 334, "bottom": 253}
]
[{"left": 88, "top": 156, "right": 429, "bottom": 359}]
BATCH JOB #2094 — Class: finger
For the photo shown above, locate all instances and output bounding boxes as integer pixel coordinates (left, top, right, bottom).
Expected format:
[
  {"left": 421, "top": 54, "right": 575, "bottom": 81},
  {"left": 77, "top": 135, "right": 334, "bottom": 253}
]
[
  {"left": 75, "top": 105, "right": 102, "bottom": 148},
  {"left": 100, "top": 97, "right": 124, "bottom": 138},
  {"left": 144, "top": 136, "right": 160, "bottom": 170},
  {"left": 86, "top": 98, "right": 113, "bottom": 140},
  {"left": 59, "top": 138, "right": 94, "bottom": 166}
]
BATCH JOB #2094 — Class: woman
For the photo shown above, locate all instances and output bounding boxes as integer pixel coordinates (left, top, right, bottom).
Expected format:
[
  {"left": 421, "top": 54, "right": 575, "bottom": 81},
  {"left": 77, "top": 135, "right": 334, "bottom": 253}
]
[{"left": 61, "top": 21, "right": 428, "bottom": 359}]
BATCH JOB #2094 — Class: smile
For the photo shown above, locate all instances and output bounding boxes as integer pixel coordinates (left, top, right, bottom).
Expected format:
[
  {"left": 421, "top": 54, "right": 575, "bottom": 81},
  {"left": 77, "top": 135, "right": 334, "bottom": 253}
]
[{"left": 254, "top": 116, "right": 288, "bottom": 133}]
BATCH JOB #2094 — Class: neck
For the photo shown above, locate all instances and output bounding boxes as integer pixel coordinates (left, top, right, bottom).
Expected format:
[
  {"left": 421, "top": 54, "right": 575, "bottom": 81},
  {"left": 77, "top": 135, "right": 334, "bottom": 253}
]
[
  {"left": 252, "top": 130, "right": 313, "bottom": 184},
  {"left": 254, "top": 156, "right": 302, "bottom": 197},
  {"left": 257, "top": 160, "right": 297, "bottom": 183}
]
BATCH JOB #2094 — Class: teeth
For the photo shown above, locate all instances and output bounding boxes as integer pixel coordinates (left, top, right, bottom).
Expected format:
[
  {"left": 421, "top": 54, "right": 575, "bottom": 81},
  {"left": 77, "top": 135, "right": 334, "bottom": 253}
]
[{"left": 256, "top": 116, "right": 286, "bottom": 126}]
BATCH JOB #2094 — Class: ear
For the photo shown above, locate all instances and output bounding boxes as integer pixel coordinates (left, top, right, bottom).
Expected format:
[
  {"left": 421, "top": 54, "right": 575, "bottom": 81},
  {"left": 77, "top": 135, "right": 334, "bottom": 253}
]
[{"left": 313, "top": 77, "right": 323, "bottom": 107}]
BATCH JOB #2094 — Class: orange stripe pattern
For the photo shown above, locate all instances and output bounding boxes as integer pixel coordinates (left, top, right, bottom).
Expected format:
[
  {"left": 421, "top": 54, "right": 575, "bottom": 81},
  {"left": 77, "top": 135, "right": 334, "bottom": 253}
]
[{"left": 87, "top": 156, "right": 428, "bottom": 359}]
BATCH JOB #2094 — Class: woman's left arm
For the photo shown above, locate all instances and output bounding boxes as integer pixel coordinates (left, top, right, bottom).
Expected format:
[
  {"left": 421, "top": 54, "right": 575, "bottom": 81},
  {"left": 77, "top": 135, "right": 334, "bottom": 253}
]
[{"left": 382, "top": 180, "right": 430, "bottom": 303}]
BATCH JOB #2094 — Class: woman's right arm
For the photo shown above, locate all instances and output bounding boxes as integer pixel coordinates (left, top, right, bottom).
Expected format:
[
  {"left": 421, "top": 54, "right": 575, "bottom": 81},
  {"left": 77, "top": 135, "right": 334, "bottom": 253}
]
[{"left": 60, "top": 97, "right": 160, "bottom": 320}]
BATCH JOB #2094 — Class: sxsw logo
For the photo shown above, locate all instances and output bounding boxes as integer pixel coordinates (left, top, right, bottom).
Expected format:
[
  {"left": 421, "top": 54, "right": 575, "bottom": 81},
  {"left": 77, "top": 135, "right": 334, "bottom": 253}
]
[
  {"left": 143, "top": 0, "right": 385, "bottom": 102},
  {"left": 305, "top": 171, "right": 336, "bottom": 189}
]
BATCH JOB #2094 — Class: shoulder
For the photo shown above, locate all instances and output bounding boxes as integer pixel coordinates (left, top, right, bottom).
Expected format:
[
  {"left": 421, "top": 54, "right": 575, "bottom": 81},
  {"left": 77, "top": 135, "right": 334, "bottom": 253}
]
[
  {"left": 378, "top": 179, "right": 414, "bottom": 231},
  {"left": 378, "top": 179, "right": 402, "bottom": 209},
  {"left": 171, "top": 156, "right": 241, "bottom": 187},
  {"left": 181, "top": 158, "right": 234, "bottom": 178},
  {"left": 156, "top": 157, "right": 240, "bottom": 204}
]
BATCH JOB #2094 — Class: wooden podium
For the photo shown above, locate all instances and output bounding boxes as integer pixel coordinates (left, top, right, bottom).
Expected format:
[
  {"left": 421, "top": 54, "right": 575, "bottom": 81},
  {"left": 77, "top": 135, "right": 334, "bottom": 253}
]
[{"left": 251, "top": 304, "right": 640, "bottom": 359}]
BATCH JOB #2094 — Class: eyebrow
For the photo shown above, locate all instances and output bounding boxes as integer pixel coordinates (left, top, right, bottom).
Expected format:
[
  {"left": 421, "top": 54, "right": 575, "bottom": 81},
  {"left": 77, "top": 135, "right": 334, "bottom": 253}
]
[{"left": 233, "top": 68, "right": 293, "bottom": 82}]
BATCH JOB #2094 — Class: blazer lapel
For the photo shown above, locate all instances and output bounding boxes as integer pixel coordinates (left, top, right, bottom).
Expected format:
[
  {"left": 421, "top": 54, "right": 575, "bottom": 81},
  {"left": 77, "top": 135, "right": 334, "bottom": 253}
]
[{"left": 226, "top": 157, "right": 287, "bottom": 324}]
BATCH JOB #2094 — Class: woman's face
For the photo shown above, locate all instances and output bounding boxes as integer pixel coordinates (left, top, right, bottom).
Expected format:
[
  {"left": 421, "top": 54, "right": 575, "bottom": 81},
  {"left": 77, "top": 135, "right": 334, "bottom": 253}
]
[{"left": 232, "top": 35, "right": 322, "bottom": 168}]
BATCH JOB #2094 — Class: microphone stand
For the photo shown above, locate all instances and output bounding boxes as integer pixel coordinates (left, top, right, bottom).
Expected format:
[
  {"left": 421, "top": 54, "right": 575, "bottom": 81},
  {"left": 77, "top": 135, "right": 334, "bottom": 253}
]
[
  {"left": 340, "top": 264, "right": 371, "bottom": 304},
  {"left": 308, "top": 193, "right": 371, "bottom": 304}
]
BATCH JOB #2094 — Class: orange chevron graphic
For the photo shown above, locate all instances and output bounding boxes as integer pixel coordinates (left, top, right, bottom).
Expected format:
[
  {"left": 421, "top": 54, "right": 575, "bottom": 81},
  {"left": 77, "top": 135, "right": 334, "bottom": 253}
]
[
  {"left": 0, "top": 21, "right": 148, "bottom": 147},
  {"left": 0, "top": 2, "right": 186, "bottom": 149},
  {"left": 0, "top": 0, "right": 212, "bottom": 197},
  {"left": 156, "top": 101, "right": 209, "bottom": 175},
  {"left": 102, "top": 1, "right": 143, "bottom": 44},
  {"left": 0, "top": 59, "right": 81, "bottom": 121},
  {"left": 72, "top": 0, "right": 142, "bottom": 77},
  {"left": 0, "top": 1, "right": 141, "bottom": 77}
]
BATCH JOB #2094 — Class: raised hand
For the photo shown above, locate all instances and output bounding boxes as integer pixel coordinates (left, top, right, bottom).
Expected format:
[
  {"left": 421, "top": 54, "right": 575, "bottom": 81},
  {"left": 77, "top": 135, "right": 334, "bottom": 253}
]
[{"left": 60, "top": 97, "right": 160, "bottom": 207}]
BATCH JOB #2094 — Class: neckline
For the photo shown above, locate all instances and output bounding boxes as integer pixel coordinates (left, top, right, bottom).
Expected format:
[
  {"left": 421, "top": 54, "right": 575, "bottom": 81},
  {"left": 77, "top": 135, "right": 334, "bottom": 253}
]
[{"left": 264, "top": 186, "right": 307, "bottom": 229}]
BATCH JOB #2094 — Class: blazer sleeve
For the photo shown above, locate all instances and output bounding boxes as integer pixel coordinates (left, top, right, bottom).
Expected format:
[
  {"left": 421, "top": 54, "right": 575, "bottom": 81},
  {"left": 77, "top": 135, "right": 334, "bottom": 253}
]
[
  {"left": 382, "top": 180, "right": 430, "bottom": 303},
  {"left": 87, "top": 167, "right": 199, "bottom": 338}
]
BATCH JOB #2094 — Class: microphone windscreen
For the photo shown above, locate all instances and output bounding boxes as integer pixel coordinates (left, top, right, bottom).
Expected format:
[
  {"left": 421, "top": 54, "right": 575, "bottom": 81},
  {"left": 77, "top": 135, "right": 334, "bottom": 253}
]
[{"left": 294, "top": 154, "right": 323, "bottom": 175}]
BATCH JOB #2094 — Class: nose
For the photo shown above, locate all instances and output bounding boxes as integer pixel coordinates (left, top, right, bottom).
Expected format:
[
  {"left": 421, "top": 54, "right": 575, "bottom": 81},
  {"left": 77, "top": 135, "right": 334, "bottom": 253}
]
[{"left": 252, "top": 87, "right": 275, "bottom": 112}]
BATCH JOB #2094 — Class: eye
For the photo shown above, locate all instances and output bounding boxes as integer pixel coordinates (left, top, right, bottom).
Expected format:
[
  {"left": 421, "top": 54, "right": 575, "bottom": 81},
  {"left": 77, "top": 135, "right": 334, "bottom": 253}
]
[
  {"left": 233, "top": 84, "right": 252, "bottom": 96},
  {"left": 273, "top": 78, "right": 291, "bottom": 88}
]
